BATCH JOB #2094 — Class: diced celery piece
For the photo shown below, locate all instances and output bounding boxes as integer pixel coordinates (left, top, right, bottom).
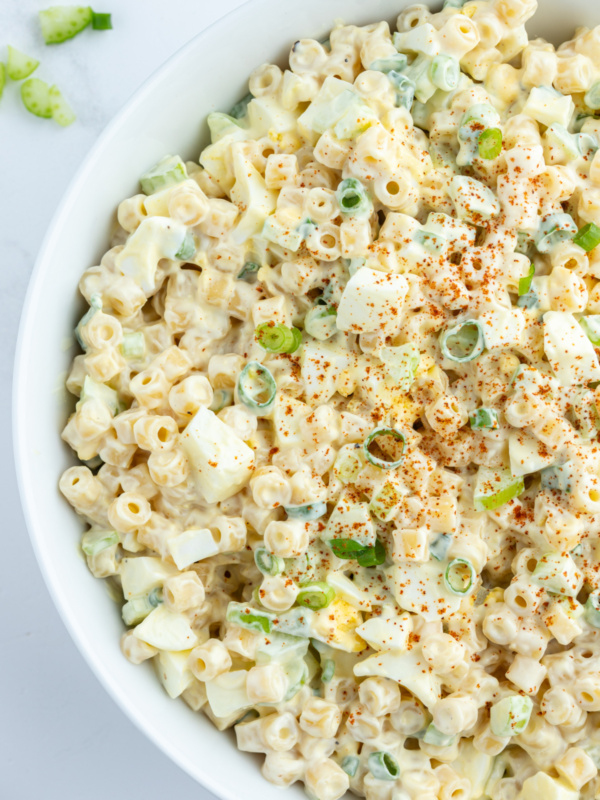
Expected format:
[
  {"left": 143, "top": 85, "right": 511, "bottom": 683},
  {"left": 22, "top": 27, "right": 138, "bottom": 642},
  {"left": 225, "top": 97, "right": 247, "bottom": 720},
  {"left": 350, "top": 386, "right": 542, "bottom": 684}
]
[
  {"left": 78, "top": 375, "right": 122, "bottom": 416},
  {"left": 140, "top": 155, "right": 187, "bottom": 195},
  {"left": 531, "top": 552, "right": 582, "bottom": 597},
  {"left": 580, "top": 315, "right": 600, "bottom": 346},
  {"left": 207, "top": 112, "right": 243, "bottom": 143},
  {"left": 21, "top": 78, "right": 52, "bottom": 118},
  {"left": 7, "top": 46, "right": 39, "bottom": 80},
  {"left": 380, "top": 343, "right": 420, "bottom": 391},
  {"left": 81, "top": 528, "right": 119, "bottom": 556},
  {"left": 120, "top": 331, "right": 146, "bottom": 360},
  {"left": 473, "top": 467, "right": 524, "bottom": 512},
  {"left": 39, "top": 5, "right": 93, "bottom": 44},
  {"left": 490, "top": 695, "right": 532, "bottom": 736},
  {"left": 49, "top": 84, "right": 76, "bottom": 127},
  {"left": 423, "top": 723, "right": 456, "bottom": 747}
]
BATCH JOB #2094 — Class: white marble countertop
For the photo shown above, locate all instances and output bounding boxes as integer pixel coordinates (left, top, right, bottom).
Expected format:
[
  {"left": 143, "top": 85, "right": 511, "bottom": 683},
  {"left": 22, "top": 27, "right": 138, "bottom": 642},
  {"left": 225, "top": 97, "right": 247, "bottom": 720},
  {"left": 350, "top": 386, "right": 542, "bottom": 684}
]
[{"left": 0, "top": 1, "right": 245, "bottom": 796}]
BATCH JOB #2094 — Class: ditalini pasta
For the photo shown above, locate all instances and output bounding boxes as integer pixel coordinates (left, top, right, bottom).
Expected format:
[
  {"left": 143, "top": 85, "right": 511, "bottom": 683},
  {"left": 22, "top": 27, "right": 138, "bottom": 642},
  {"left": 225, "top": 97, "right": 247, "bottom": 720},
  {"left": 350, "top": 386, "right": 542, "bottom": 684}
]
[{"left": 59, "top": 1, "right": 600, "bottom": 797}]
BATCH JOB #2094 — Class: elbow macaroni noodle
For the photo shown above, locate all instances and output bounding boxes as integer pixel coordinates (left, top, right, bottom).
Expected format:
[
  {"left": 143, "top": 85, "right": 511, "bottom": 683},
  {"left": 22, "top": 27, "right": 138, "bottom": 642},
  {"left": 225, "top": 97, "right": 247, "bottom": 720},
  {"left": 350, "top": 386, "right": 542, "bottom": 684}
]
[{"left": 59, "top": 1, "right": 600, "bottom": 798}]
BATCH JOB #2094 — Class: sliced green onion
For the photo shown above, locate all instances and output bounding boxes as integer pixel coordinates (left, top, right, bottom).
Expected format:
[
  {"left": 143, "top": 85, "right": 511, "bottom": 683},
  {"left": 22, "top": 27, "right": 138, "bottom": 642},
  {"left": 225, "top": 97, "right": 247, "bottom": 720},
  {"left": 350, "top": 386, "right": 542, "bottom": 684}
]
[
  {"left": 209, "top": 388, "right": 232, "bottom": 412},
  {"left": 370, "top": 54, "right": 408, "bottom": 73},
  {"left": 120, "top": 331, "right": 146, "bottom": 360},
  {"left": 439, "top": 320, "right": 485, "bottom": 363},
  {"left": 516, "top": 285, "right": 539, "bottom": 309},
  {"left": 175, "top": 232, "right": 196, "bottom": 261},
  {"left": 415, "top": 229, "right": 446, "bottom": 253},
  {"left": 444, "top": 558, "right": 476, "bottom": 596},
  {"left": 297, "top": 582, "right": 335, "bottom": 610},
  {"left": 388, "top": 71, "right": 415, "bottom": 109},
  {"left": 341, "top": 755, "right": 359, "bottom": 777},
  {"left": 229, "top": 92, "right": 253, "bottom": 119},
  {"left": 518, "top": 263, "right": 535, "bottom": 296},
  {"left": 490, "top": 695, "right": 533, "bottom": 737},
  {"left": 430, "top": 533, "right": 452, "bottom": 561},
  {"left": 478, "top": 128, "right": 502, "bottom": 160},
  {"left": 321, "top": 659, "right": 335, "bottom": 682},
  {"left": 237, "top": 361, "right": 276, "bottom": 413},
  {"left": 329, "top": 539, "right": 368, "bottom": 560},
  {"left": 284, "top": 502, "right": 327, "bottom": 521},
  {"left": 91, "top": 11, "right": 112, "bottom": 29},
  {"left": 336, "top": 178, "right": 372, "bottom": 217},
  {"left": 422, "top": 723, "right": 457, "bottom": 747},
  {"left": 536, "top": 213, "right": 577, "bottom": 254},
  {"left": 430, "top": 54, "right": 459, "bottom": 91},
  {"left": 473, "top": 467, "right": 524, "bottom": 511},
  {"left": 585, "top": 591, "right": 600, "bottom": 627},
  {"left": 0, "top": 64, "right": 6, "bottom": 100},
  {"left": 574, "top": 222, "right": 600, "bottom": 252},
  {"left": 470, "top": 408, "right": 499, "bottom": 430},
  {"left": 357, "top": 539, "right": 386, "bottom": 568},
  {"left": 304, "top": 304, "right": 337, "bottom": 341},
  {"left": 367, "top": 751, "right": 399, "bottom": 781},
  {"left": 255, "top": 322, "right": 302, "bottom": 354},
  {"left": 363, "top": 427, "right": 406, "bottom": 470},
  {"left": 81, "top": 529, "right": 118, "bottom": 556},
  {"left": 585, "top": 81, "right": 600, "bottom": 111},
  {"left": 540, "top": 465, "right": 572, "bottom": 493},
  {"left": 226, "top": 601, "right": 274, "bottom": 634},
  {"left": 254, "top": 547, "right": 285, "bottom": 576},
  {"left": 238, "top": 261, "right": 261, "bottom": 281}
]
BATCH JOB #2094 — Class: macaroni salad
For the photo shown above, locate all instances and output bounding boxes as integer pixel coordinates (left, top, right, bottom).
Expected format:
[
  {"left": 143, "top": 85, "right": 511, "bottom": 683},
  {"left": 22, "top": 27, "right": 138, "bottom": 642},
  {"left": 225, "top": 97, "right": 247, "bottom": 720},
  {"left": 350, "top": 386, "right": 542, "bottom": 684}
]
[{"left": 59, "top": 0, "right": 600, "bottom": 797}]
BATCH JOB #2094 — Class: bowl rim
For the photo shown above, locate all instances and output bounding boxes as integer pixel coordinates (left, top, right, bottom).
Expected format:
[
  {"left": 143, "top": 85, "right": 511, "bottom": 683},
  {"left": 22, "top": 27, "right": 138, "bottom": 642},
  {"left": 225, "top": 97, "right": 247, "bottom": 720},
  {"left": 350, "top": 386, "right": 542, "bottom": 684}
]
[{"left": 12, "top": 3, "right": 259, "bottom": 798}]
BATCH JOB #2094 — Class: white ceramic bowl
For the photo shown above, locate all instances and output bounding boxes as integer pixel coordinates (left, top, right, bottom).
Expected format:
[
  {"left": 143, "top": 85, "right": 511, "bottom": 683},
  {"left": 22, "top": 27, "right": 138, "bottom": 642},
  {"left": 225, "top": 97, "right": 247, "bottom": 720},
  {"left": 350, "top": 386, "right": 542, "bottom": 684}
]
[{"left": 13, "top": 0, "right": 600, "bottom": 797}]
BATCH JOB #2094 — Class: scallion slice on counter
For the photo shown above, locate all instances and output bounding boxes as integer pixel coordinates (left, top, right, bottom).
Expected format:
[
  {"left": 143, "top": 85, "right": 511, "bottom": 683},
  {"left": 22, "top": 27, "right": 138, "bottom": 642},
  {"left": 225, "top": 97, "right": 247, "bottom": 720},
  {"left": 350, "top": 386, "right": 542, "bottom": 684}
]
[
  {"left": 363, "top": 427, "right": 406, "bottom": 470},
  {"left": 237, "top": 361, "right": 277, "bottom": 412},
  {"left": 518, "top": 263, "right": 535, "bottom": 296},
  {"left": 254, "top": 547, "right": 284, "bottom": 577},
  {"left": 296, "top": 582, "right": 335, "bottom": 610},
  {"left": 444, "top": 558, "right": 476, "bottom": 596},
  {"left": 478, "top": 127, "right": 502, "bottom": 159},
  {"left": 367, "top": 751, "right": 399, "bottom": 781},
  {"left": 439, "top": 319, "right": 485, "bottom": 363},
  {"left": 49, "top": 84, "right": 76, "bottom": 126},
  {"left": 255, "top": 322, "right": 302, "bottom": 354},
  {"left": 573, "top": 222, "right": 600, "bottom": 252},
  {"left": 0, "top": 64, "right": 6, "bottom": 100},
  {"left": 91, "top": 11, "right": 112, "bottom": 29},
  {"left": 284, "top": 501, "right": 327, "bottom": 521}
]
